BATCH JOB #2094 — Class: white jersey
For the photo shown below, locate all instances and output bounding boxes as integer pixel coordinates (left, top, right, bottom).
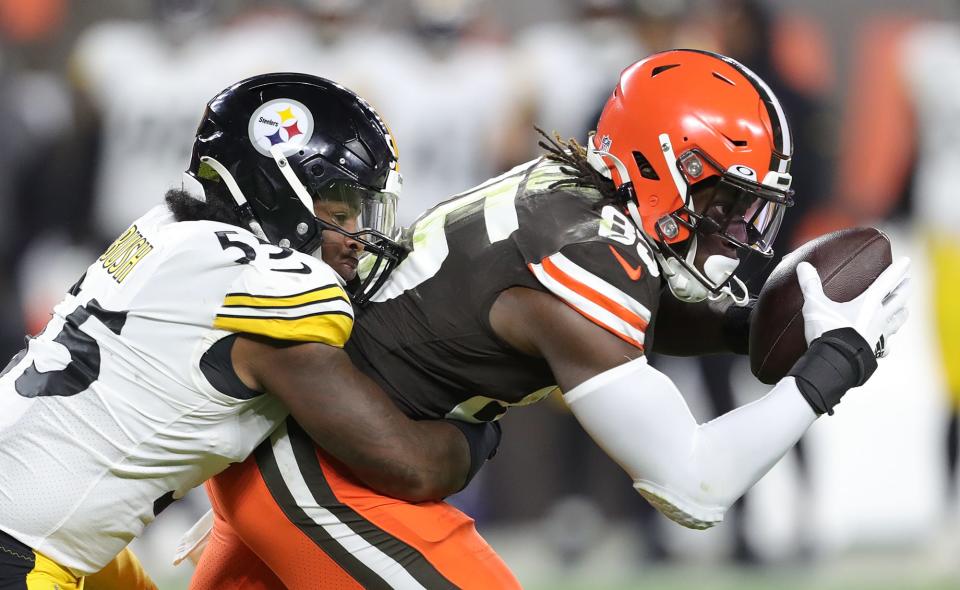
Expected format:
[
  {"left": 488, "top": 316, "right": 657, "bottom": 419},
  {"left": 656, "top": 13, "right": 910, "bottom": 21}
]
[
  {"left": 357, "top": 34, "right": 514, "bottom": 224},
  {"left": 0, "top": 206, "right": 353, "bottom": 574},
  {"left": 900, "top": 22, "right": 960, "bottom": 231},
  {"left": 71, "top": 16, "right": 318, "bottom": 239},
  {"left": 513, "top": 18, "right": 646, "bottom": 142}
]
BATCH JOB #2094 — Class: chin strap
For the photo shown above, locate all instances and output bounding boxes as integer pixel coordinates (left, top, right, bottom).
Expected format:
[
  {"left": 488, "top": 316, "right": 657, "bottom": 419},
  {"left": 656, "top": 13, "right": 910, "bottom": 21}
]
[
  {"left": 711, "top": 275, "right": 750, "bottom": 306},
  {"left": 658, "top": 235, "right": 709, "bottom": 303},
  {"left": 627, "top": 200, "right": 719, "bottom": 304},
  {"left": 270, "top": 145, "right": 316, "bottom": 214}
]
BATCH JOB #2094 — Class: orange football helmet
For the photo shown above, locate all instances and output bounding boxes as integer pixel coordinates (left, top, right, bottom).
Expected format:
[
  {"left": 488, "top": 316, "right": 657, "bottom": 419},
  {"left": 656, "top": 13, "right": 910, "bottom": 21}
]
[{"left": 588, "top": 49, "right": 794, "bottom": 298}]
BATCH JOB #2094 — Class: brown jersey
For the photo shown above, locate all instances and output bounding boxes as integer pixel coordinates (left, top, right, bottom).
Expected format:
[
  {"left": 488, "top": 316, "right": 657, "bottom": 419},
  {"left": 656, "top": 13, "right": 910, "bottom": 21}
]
[{"left": 347, "top": 158, "right": 662, "bottom": 422}]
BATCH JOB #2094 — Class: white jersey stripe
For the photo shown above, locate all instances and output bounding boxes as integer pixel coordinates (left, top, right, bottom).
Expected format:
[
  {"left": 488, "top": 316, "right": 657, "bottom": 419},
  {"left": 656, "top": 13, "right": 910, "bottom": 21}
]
[
  {"left": 546, "top": 252, "right": 652, "bottom": 323},
  {"left": 270, "top": 423, "right": 428, "bottom": 590},
  {"left": 216, "top": 298, "right": 352, "bottom": 320},
  {"left": 484, "top": 186, "right": 519, "bottom": 243},
  {"left": 371, "top": 161, "right": 537, "bottom": 303},
  {"left": 529, "top": 262, "right": 645, "bottom": 347}
]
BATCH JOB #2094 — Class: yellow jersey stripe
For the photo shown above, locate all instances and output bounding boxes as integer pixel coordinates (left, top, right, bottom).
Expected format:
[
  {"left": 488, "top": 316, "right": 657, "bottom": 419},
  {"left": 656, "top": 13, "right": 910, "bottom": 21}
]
[
  {"left": 223, "top": 285, "right": 347, "bottom": 309},
  {"left": 213, "top": 311, "right": 353, "bottom": 346},
  {"left": 221, "top": 295, "right": 347, "bottom": 310}
]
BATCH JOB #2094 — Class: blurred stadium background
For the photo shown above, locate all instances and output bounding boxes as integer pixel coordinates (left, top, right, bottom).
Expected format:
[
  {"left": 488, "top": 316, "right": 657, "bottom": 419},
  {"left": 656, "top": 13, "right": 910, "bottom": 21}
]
[{"left": 1, "top": 0, "right": 959, "bottom": 588}]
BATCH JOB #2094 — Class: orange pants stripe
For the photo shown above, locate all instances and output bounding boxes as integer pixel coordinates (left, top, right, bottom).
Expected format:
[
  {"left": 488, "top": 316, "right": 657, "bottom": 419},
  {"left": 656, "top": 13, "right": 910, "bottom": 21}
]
[{"left": 191, "top": 419, "right": 521, "bottom": 589}]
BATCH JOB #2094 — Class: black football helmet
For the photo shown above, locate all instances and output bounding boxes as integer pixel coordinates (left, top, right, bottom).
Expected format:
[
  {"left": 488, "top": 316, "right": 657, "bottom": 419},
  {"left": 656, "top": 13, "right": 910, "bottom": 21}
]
[{"left": 184, "top": 72, "right": 403, "bottom": 304}]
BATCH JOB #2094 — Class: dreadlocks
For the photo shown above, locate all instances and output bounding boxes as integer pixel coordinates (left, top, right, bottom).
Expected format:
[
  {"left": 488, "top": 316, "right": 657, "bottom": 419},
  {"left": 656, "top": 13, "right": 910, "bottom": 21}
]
[{"left": 536, "top": 127, "right": 623, "bottom": 207}]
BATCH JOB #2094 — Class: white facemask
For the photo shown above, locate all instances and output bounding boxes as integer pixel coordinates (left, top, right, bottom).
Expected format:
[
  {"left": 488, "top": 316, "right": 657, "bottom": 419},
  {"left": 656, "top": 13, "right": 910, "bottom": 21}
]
[
  {"left": 657, "top": 235, "right": 748, "bottom": 304},
  {"left": 624, "top": 194, "right": 750, "bottom": 306}
]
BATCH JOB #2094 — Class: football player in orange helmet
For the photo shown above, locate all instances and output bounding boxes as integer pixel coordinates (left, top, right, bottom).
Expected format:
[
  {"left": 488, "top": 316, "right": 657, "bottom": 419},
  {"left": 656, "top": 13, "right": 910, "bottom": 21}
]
[
  {"left": 587, "top": 49, "right": 794, "bottom": 304},
  {"left": 187, "top": 50, "right": 910, "bottom": 589}
]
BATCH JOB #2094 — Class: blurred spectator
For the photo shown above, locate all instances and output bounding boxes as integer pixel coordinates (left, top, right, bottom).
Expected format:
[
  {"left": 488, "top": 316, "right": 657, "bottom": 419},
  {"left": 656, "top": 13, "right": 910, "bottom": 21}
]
[
  {"left": 810, "top": 9, "right": 960, "bottom": 518},
  {"left": 507, "top": 0, "right": 647, "bottom": 162},
  {"left": 356, "top": 0, "right": 514, "bottom": 224},
  {"left": 0, "top": 0, "right": 74, "bottom": 352},
  {"left": 70, "top": 0, "right": 302, "bottom": 246},
  {"left": 513, "top": 0, "right": 715, "bottom": 151},
  {"left": 0, "top": 57, "right": 36, "bottom": 357}
]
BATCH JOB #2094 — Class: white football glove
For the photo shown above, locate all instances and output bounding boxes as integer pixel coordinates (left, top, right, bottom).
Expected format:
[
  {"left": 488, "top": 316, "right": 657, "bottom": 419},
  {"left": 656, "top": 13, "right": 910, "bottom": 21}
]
[
  {"left": 797, "top": 257, "right": 911, "bottom": 357},
  {"left": 172, "top": 509, "right": 214, "bottom": 566}
]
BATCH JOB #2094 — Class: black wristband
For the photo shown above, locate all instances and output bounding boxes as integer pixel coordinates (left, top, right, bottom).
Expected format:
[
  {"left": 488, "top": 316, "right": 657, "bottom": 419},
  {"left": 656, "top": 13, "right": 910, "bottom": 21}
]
[
  {"left": 722, "top": 298, "right": 754, "bottom": 355},
  {"left": 788, "top": 327, "right": 879, "bottom": 416},
  {"left": 445, "top": 419, "right": 502, "bottom": 491}
]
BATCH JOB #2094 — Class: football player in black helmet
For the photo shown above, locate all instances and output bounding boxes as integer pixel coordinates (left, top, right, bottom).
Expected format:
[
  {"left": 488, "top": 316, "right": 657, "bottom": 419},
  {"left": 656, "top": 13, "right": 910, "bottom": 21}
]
[
  {"left": 0, "top": 73, "right": 500, "bottom": 590},
  {"left": 182, "top": 72, "right": 405, "bottom": 304}
]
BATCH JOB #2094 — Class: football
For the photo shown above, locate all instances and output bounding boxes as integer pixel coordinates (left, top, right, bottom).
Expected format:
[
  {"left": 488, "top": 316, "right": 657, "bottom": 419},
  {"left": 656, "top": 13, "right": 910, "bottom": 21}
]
[{"left": 749, "top": 227, "right": 892, "bottom": 384}]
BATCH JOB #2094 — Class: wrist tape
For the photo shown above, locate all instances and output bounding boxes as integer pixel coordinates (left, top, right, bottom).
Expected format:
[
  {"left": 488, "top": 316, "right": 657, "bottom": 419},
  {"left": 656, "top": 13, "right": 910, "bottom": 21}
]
[
  {"left": 788, "top": 327, "right": 878, "bottom": 416},
  {"left": 445, "top": 419, "right": 502, "bottom": 491},
  {"left": 722, "top": 298, "right": 754, "bottom": 355}
]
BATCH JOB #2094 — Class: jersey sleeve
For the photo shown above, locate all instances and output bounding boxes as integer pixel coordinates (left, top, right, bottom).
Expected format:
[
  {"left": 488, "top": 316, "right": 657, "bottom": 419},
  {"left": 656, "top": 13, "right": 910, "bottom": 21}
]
[
  {"left": 213, "top": 255, "right": 354, "bottom": 347},
  {"left": 515, "top": 191, "right": 660, "bottom": 351}
]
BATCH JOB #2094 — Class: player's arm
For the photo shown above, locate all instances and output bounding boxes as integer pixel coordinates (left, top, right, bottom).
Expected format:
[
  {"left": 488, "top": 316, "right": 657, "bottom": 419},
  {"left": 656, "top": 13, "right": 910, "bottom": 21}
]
[
  {"left": 232, "top": 335, "right": 492, "bottom": 502},
  {"left": 651, "top": 294, "right": 754, "bottom": 356},
  {"left": 490, "top": 258, "right": 910, "bottom": 529},
  {"left": 216, "top": 251, "right": 495, "bottom": 503}
]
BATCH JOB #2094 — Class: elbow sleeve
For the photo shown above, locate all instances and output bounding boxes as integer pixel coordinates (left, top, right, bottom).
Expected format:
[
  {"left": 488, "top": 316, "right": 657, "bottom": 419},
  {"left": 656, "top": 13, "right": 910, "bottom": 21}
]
[{"left": 564, "top": 357, "right": 816, "bottom": 529}]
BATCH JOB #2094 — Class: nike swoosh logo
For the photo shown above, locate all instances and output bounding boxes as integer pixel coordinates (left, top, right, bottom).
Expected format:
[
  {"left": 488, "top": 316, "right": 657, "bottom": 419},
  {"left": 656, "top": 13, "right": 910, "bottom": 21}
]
[
  {"left": 609, "top": 245, "right": 643, "bottom": 281},
  {"left": 274, "top": 263, "right": 312, "bottom": 274}
]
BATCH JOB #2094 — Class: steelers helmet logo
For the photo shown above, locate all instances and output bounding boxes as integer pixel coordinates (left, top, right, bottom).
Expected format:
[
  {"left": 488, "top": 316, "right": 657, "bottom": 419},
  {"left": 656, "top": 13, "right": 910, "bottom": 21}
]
[{"left": 248, "top": 98, "right": 315, "bottom": 157}]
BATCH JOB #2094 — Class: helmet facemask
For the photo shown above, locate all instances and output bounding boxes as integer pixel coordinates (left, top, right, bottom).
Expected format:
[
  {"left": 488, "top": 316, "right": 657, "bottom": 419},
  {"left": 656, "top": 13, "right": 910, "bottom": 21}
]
[
  {"left": 671, "top": 148, "right": 791, "bottom": 256},
  {"left": 306, "top": 173, "right": 406, "bottom": 306},
  {"left": 645, "top": 142, "right": 793, "bottom": 303},
  {"left": 589, "top": 49, "right": 796, "bottom": 304},
  {"left": 268, "top": 144, "right": 405, "bottom": 305},
  {"left": 592, "top": 134, "right": 793, "bottom": 303}
]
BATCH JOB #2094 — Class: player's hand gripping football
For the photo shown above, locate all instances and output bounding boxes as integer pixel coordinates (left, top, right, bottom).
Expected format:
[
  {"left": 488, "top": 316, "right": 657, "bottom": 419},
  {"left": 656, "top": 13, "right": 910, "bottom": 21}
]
[{"left": 796, "top": 257, "right": 911, "bottom": 357}]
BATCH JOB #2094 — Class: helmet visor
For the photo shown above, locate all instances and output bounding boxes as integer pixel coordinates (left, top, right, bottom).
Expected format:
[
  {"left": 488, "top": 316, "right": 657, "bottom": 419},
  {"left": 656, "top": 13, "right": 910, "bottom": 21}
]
[
  {"left": 678, "top": 149, "right": 792, "bottom": 256},
  {"left": 312, "top": 179, "right": 399, "bottom": 239}
]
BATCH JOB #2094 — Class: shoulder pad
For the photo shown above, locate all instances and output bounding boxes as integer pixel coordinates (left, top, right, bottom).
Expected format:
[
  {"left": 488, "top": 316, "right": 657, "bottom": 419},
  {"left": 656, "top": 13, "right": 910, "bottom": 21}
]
[
  {"left": 517, "top": 196, "right": 662, "bottom": 351},
  {"left": 212, "top": 237, "right": 353, "bottom": 347},
  {"left": 512, "top": 188, "right": 619, "bottom": 265}
]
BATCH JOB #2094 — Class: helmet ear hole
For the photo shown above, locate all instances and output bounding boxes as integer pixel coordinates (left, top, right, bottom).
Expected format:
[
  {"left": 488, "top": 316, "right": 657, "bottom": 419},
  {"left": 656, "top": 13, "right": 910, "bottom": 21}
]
[{"left": 306, "top": 163, "right": 326, "bottom": 190}]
